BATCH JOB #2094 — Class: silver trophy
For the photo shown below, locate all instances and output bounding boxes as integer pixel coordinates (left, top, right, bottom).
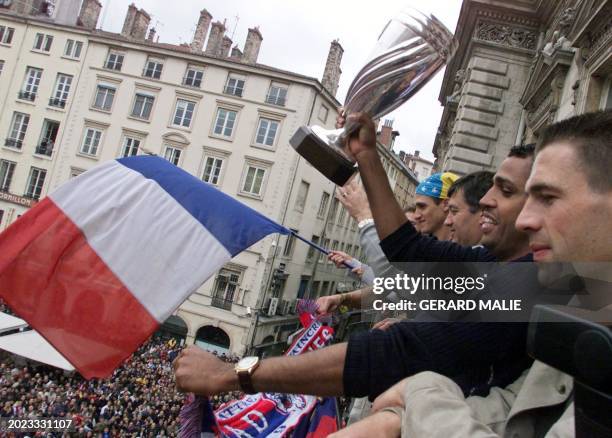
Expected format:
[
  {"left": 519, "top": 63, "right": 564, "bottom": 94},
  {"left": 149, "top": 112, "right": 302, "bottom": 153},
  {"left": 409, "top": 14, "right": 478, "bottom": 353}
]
[{"left": 290, "top": 9, "right": 457, "bottom": 186}]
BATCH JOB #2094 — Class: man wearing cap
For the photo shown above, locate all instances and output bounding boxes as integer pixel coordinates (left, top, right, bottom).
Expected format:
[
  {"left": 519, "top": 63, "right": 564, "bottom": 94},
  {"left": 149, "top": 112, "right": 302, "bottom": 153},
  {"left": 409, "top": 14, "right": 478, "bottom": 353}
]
[{"left": 413, "top": 172, "right": 459, "bottom": 241}]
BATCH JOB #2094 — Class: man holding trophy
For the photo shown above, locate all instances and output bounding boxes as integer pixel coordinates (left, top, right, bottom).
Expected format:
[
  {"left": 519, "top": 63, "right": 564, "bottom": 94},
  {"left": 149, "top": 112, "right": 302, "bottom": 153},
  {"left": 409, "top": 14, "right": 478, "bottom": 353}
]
[{"left": 174, "top": 7, "right": 537, "bottom": 412}]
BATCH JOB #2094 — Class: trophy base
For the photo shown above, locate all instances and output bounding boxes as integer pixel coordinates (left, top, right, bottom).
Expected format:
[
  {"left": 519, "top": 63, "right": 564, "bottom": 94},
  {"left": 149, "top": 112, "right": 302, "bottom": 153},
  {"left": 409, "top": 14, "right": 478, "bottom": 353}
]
[{"left": 290, "top": 126, "right": 357, "bottom": 186}]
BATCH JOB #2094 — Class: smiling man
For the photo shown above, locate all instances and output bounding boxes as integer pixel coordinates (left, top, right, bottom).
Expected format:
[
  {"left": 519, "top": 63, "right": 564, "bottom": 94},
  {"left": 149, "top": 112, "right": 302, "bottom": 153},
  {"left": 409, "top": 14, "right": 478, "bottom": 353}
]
[
  {"left": 444, "top": 171, "right": 493, "bottom": 245},
  {"left": 413, "top": 173, "right": 459, "bottom": 241},
  {"left": 173, "top": 116, "right": 541, "bottom": 404},
  {"left": 336, "top": 109, "right": 612, "bottom": 438}
]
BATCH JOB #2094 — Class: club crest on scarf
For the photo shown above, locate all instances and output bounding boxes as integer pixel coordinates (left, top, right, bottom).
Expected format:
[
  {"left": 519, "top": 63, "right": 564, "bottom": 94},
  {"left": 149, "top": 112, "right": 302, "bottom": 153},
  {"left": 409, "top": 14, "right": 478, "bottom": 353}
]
[{"left": 179, "top": 300, "right": 338, "bottom": 438}]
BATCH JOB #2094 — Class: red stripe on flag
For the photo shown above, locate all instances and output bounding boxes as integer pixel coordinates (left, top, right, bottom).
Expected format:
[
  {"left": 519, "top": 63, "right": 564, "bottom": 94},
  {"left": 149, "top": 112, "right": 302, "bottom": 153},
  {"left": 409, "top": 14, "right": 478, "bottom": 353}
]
[{"left": 0, "top": 198, "right": 159, "bottom": 379}]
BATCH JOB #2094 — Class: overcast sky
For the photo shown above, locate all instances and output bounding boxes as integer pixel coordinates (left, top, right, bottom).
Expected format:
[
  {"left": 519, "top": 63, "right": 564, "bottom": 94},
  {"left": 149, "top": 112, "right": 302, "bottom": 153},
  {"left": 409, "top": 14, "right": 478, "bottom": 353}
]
[{"left": 98, "top": 0, "right": 462, "bottom": 161}]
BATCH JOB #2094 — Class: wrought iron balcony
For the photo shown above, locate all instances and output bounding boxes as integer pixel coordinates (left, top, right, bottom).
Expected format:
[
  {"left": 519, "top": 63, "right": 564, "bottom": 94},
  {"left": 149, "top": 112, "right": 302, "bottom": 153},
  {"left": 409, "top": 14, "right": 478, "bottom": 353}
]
[
  {"left": 18, "top": 91, "right": 36, "bottom": 102},
  {"left": 265, "top": 95, "right": 286, "bottom": 106},
  {"left": 211, "top": 297, "right": 233, "bottom": 311},
  {"left": 223, "top": 87, "right": 243, "bottom": 97},
  {"left": 48, "top": 98, "right": 66, "bottom": 108},
  {"left": 35, "top": 142, "right": 54, "bottom": 156},
  {"left": 4, "top": 138, "right": 22, "bottom": 149}
]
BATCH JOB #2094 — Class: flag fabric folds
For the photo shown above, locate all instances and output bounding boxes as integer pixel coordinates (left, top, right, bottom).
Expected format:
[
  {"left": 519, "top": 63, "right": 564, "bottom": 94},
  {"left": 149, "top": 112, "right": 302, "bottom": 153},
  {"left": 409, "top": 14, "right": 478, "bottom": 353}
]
[
  {"left": 184, "top": 303, "right": 338, "bottom": 438},
  {"left": 0, "top": 156, "right": 290, "bottom": 379}
]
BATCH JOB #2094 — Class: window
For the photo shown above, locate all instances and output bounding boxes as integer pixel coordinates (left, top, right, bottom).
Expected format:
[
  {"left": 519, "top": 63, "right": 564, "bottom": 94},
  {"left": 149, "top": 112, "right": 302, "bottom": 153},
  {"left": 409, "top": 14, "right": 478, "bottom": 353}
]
[
  {"left": 6, "top": 112, "right": 29, "bottom": 149},
  {"left": 143, "top": 58, "right": 163, "bottom": 79},
  {"left": 329, "top": 198, "right": 339, "bottom": 222},
  {"left": 211, "top": 268, "right": 241, "bottom": 310},
  {"left": 266, "top": 83, "right": 288, "bottom": 106},
  {"left": 294, "top": 180, "right": 310, "bottom": 212},
  {"left": 318, "top": 105, "right": 329, "bottom": 123},
  {"left": 64, "top": 39, "right": 83, "bottom": 59},
  {"left": 121, "top": 136, "right": 140, "bottom": 158},
  {"left": 311, "top": 281, "right": 320, "bottom": 298},
  {"left": 241, "top": 165, "right": 266, "bottom": 196},
  {"left": 183, "top": 66, "right": 204, "bottom": 88},
  {"left": 92, "top": 85, "right": 115, "bottom": 111},
  {"left": 0, "top": 26, "right": 15, "bottom": 45},
  {"left": 25, "top": 167, "right": 46, "bottom": 200},
  {"left": 283, "top": 229, "right": 298, "bottom": 257},
  {"left": 80, "top": 127, "right": 103, "bottom": 156},
  {"left": 213, "top": 108, "right": 237, "bottom": 137},
  {"left": 172, "top": 99, "right": 195, "bottom": 128},
  {"left": 320, "top": 238, "right": 330, "bottom": 263},
  {"left": 0, "top": 160, "right": 16, "bottom": 192},
  {"left": 0, "top": 60, "right": 4, "bottom": 77},
  {"left": 105, "top": 50, "right": 124, "bottom": 71},
  {"left": 70, "top": 168, "right": 85, "bottom": 179},
  {"left": 20, "top": 67, "right": 42, "bottom": 101},
  {"left": 131, "top": 94, "right": 154, "bottom": 120},
  {"left": 317, "top": 192, "right": 330, "bottom": 218},
  {"left": 33, "top": 33, "right": 53, "bottom": 52},
  {"left": 36, "top": 120, "right": 59, "bottom": 156},
  {"left": 50, "top": 74, "right": 72, "bottom": 108},
  {"left": 202, "top": 156, "right": 224, "bottom": 185},
  {"left": 307, "top": 235, "right": 320, "bottom": 261},
  {"left": 338, "top": 206, "right": 346, "bottom": 225},
  {"left": 164, "top": 146, "right": 182, "bottom": 166},
  {"left": 224, "top": 74, "right": 245, "bottom": 97},
  {"left": 255, "top": 118, "right": 279, "bottom": 147}
]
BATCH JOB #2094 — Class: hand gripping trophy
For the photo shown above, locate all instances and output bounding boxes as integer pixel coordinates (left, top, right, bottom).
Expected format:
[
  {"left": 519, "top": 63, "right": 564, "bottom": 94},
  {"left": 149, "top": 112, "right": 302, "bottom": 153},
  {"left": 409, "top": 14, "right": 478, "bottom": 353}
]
[{"left": 290, "top": 9, "right": 457, "bottom": 185}]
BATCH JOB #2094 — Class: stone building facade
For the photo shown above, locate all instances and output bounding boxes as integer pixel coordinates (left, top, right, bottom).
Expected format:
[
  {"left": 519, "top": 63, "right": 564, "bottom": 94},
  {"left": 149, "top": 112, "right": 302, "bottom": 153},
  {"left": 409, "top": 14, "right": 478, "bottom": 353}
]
[
  {"left": 0, "top": 3, "right": 417, "bottom": 356},
  {"left": 433, "top": 0, "right": 612, "bottom": 174}
]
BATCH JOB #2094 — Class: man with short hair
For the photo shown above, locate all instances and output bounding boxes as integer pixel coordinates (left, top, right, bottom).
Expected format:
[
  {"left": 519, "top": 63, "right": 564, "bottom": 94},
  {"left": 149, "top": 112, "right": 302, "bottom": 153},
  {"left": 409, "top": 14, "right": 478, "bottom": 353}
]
[
  {"left": 173, "top": 117, "right": 540, "bottom": 402},
  {"left": 413, "top": 173, "right": 458, "bottom": 240},
  {"left": 444, "top": 171, "right": 493, "bottom": 245},
  {"left": 334, "top": 109, "right": 612, "bottom": 438}
]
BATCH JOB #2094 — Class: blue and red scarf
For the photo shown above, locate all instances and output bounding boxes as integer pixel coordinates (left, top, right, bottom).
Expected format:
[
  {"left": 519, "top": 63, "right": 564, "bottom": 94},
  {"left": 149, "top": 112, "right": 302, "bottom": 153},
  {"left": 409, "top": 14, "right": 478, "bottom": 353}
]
[{"left": 179, "top": 300, "right": 338, "bottom": 437}]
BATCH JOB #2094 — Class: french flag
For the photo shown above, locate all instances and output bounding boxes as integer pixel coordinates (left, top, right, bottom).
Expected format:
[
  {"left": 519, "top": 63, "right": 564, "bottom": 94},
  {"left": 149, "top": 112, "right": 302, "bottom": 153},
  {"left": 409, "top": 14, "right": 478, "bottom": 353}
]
[{"left": 0, "top": 156, "right": 290, "bottom": 379}]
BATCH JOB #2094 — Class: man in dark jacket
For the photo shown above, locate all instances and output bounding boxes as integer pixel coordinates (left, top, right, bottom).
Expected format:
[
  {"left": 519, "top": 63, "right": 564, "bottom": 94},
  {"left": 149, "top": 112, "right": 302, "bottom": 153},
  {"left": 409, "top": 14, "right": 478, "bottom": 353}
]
[{"left": 173, "top": 116, "right": 540, "bottom": 400}]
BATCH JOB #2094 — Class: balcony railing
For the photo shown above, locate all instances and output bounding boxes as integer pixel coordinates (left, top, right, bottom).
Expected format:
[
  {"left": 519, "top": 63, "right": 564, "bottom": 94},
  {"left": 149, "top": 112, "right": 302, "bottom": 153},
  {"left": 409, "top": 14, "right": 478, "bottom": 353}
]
[
  {"left": 18, "top": 91, "right": 36, "bottom": 102},
  {"left": 35, "top": 142, "right": 54, "bottom": 156},
  {"left": 4, "top": 138, "right": 23, "bottom": 149},
  {"left": 265, "top": 95, "right": 286, "bottom": 106},
  {"left": 223, "top": 87, "right": 243, "bottom": 97},
  {"left": 48, "top": 98, "right": 66, "bottom": 108},
  {"left": 211, "top": 297, "right": 233, "bottom": 311}
]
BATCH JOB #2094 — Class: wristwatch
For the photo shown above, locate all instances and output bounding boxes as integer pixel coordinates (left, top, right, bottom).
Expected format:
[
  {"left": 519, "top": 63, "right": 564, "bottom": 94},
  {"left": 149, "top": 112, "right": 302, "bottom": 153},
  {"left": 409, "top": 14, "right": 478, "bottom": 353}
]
[
  {"left": 235, "top": 356, "right": 260, "bottom": 394},
  {"left": 357, "top": 218, "right": 375, "bottom": 229}
]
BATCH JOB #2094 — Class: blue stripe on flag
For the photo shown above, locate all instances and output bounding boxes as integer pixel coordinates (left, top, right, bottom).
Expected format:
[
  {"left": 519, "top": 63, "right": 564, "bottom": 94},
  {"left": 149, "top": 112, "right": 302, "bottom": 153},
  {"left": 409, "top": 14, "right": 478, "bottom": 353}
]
[{"left": 117, "top": 156, "right": 290, "bottom": 256}]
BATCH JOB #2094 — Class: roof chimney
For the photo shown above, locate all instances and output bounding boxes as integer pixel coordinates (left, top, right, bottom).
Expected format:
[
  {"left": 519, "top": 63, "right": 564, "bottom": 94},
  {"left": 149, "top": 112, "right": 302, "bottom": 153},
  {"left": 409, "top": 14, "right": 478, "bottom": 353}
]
[
  {"left": 230, "top": 45, "right": 243, "bottom": 60},
  {"left": 242, "top": 27, "right": 263, "bottom": 64},
  {"left": 379, "top": 119, "right": 394, "bottom": 149},
  {"left": 131, "top": 8, "right": 151, "bottom": 40},
  {"left": 191, "top": 9, "right": 212, "bottom": 52},
  {"left": 9, "top": 0, "right": 34, "bottom": 15},
  {"left": 121, "top": 3, "right": 138, "bottom": 36},
  {"left": 205, "top": 21, "right": 226, "bottom": 56},
  {"left": 221, "top": 35, "right": 233, "bottom": 57},
  {"left": 78, "top": 0, "right": 102, "bottom": 29},
  {"left": 321, "top": 39, "right": 343, "bottom": 96},
  {"left": 147, "top": 27, "right": 156, "bottom": 42}
]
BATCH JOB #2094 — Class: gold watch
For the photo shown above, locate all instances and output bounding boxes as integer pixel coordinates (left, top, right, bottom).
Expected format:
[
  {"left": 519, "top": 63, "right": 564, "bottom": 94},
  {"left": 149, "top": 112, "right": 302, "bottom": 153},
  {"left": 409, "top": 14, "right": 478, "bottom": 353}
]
[{"left": 235, "top": 356, "right": 260, "bottom": 394}]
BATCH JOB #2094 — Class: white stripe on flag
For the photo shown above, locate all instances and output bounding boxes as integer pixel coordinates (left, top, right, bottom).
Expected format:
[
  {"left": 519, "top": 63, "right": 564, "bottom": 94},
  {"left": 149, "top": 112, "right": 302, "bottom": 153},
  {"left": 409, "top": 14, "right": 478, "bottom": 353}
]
[{"left": 50, "top": 161, "right": 231, "bottom": 322}]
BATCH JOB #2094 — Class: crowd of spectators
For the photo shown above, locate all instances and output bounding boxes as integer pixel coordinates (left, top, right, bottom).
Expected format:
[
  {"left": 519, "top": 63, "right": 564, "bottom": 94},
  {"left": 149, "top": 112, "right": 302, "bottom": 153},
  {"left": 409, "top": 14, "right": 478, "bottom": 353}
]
[{"left": 0, "top": 334, "right": 241, "bottom": 437}]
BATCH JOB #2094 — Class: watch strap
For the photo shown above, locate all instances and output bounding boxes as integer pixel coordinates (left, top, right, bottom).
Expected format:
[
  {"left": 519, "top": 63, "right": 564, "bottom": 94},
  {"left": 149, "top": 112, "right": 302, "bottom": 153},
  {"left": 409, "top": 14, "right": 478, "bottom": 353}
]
[{"left": 237, "top": 370, "right": 256, "bottom": 394}]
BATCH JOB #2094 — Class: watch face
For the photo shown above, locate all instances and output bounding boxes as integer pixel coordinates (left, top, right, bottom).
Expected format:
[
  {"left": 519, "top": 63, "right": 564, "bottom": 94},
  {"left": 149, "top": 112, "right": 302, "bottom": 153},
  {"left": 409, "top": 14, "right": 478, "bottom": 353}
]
[{"left": 238, "top": 356, "right": 258, "bottom": 369}]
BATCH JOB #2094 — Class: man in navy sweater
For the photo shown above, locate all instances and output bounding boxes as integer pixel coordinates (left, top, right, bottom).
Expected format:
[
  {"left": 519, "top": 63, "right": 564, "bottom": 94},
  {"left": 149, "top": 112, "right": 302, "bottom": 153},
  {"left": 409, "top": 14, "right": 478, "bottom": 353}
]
[{"left": 173, "top": 116, "right": 540, "bottom": 402}]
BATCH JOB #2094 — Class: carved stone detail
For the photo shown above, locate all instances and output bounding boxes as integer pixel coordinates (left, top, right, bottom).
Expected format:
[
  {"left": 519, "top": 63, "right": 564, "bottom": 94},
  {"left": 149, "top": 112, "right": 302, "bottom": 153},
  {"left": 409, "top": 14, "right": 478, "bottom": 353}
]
[{"left": 475, "top": 21, "right": 537, "bottom": 50}]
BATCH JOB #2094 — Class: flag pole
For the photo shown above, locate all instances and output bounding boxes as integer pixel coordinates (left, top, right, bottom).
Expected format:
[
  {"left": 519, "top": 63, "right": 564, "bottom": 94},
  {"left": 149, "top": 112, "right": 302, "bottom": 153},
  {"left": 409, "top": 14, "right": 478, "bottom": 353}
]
[{"left": 290, "top": 231, "right": 359, "bottom": 270}]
